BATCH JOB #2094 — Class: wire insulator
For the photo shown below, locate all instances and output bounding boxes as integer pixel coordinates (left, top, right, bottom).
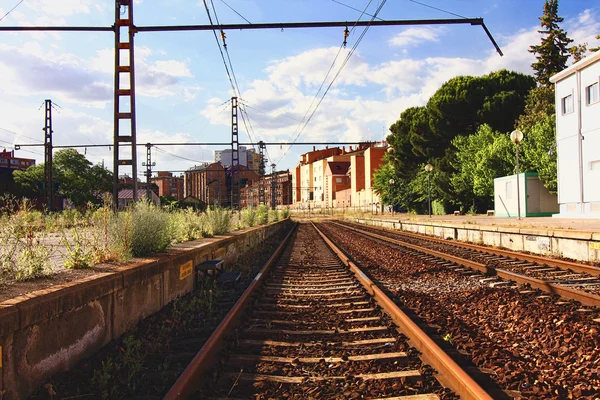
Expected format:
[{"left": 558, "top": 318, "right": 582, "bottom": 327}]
[
  {"left": 220, "top": 30, "right": 227, "bottom": 47},
  {"left": 343, "top": 27, "right": 349, "bottom": 48}
]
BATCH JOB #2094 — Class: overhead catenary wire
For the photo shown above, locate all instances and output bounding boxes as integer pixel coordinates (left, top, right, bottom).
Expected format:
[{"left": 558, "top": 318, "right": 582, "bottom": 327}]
[
  {"left": 331, "top": 0, "right": 385, "bottom": 21},
  {"left": 277, "top": 0, "right": 386, "bottom": 164},
  {"left": 408, "top": 0, "right": 468, "bottom": 19},
  {"left": 154, "top": 146, "right": 210, "bottom": 164},
  {"left": 0, "top": 0, "right": 25, "bottom": 23},
  {"left": 219, "top": 0, "right": 252, "bottom": 24}
]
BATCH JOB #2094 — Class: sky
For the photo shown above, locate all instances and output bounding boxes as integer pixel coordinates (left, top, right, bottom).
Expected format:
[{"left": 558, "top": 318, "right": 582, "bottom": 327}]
[{"left": 0, "top": 0, "right": 598, "bottom": 179}]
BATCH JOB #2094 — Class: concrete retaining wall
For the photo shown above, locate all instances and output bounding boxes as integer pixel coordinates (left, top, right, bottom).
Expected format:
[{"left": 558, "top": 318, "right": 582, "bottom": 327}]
[
  {"left": 350, "top": 218, "right": 600, "bottom": 263},
  {"left": 0, "top": 220, "right": 289, "bottom": 400}
]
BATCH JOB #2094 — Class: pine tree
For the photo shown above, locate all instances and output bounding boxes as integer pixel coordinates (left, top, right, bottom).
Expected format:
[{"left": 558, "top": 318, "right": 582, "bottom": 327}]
[
  {"left": 529, "top": 0, "right": 573, "bottom": 86},
  {"left": 590, "top": 34, "right": 600, "bottom": 52}
]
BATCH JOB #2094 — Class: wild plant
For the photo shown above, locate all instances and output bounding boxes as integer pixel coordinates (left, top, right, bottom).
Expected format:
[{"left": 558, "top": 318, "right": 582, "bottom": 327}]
[
  {"left": 204, "top": 207, "right": 231, "bottom": 236},
  {"left": 241, "top": 207, "right": 256, "bottom": 228},
  {"left": 256, "top": 204, "right": 269, "bottom": 225},
  {"left": 269, "top": 209, "right": 280, "bottom": 222},
  {"left": 281, "top": 208, "right": 290, "bottom": 219},
  {"left": 61, "top": 228, "right": 94, "bottom": 269},
  {"left": 92, "top": 357, "right": 117, "bottom": 400}
]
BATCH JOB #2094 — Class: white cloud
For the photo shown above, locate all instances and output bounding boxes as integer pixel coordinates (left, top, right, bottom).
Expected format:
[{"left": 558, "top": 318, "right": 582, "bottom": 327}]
[
  {"left": 23, "top": 0, "right": 103, "bottom": 17},
  {"left": 388, "top": 27, "right": 444, "bottom": 47}
]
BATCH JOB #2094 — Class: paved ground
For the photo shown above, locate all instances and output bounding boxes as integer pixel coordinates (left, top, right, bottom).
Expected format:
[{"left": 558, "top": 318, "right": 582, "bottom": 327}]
[{"left": 353, "top": 213, "right": 600, "bottom": 232}]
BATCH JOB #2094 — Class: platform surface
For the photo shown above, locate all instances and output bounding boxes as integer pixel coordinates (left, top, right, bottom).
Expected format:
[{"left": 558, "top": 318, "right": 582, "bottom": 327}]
[{"left": 357, "top": 214, "right": 600, "bottom": 233}]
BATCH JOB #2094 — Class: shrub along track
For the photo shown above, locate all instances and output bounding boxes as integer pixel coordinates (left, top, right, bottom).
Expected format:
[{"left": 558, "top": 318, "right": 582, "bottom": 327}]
[
  {"left": 168, "top": 223, "right": 494, "bottom": 400},
  {"left": 317, "top": 222, "right": 600, "bottom": 399},
  {"left": 29, "top": 221, "right": 294, "bottom": 400}
]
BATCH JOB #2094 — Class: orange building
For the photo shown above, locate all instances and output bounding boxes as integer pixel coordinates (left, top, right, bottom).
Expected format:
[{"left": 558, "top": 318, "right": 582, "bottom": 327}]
[
  {"left": 240, "top": 170, "right": 292, "bottom": 209},
  {"left": 152, "top": 171, "right": 184, "bottom": 200},
  {"left": 184, "top": 162, "right": 227, "bottom": 206},
  {"left": 0, "top": 149, "right": 35, "bottom": 170}
]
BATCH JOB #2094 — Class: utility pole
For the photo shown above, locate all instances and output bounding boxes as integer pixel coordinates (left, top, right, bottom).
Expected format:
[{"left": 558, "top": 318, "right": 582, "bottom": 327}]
[
  {"left": 113, "top": 0, "right": 138, "bottom": 209},
  {"left": 43, "top": 99, "right": 53, "bottom": 210},
  {"left": 258, "top": 141, "right": 266, "bottom": 206},
  {"left": 142, "top": 143, "right": 155, "bottom": 201},
  {"left": 271, "top": 163, "right": 276, "bottom": 210},
  {"left": 231, "top": 96, "right": 239, "bottom": 210}
]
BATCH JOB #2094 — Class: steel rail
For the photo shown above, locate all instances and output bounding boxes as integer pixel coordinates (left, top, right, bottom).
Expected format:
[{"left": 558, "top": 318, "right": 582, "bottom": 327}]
[
  {"left": 336, "top": 222, "right": 600, "bottom": 308},
  {"left": 312, "top": 222, "right": 493, "bottom": 400},
  {"left": 353, "top": 221, "right": 600, "bottom": 276},
  {"left": 163, "top": 222, "right": 297, "bottom": 400}
]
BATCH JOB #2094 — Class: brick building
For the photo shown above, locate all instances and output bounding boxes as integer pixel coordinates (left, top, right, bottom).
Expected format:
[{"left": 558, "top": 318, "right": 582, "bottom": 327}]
[
  {"left": 240, "top": 170, "right": 292, "bottom": 209},
  {"left": 152, "top": 171, "right": 184, "bottom": 200},
  {"left": 0, "top": 149, "right": 36, "bottom": 196},
  {"left": 184, "top": 162, "right": 227, "bottom": 206}
]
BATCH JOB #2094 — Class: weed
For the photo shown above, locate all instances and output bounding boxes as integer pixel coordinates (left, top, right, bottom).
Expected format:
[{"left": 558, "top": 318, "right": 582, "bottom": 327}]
[
  {"left": 62, "top": 228, "right": 94, "bottom": 269},
  {"left": 442, "top": 333, "right": 454, "bottom": 344},
  {"left": 204, "top": 207, "right": 231, "bottom": 236},
  {"left": 92, "top": 357, "right": 117, "bottom": 400},
  {"left": 281, "top": 209, "right": 290, "bottom": 219},
  {"left": 269, "top": 209, "right": 279, "bottom": 222},
  {"left": 256, "top": 205, "right": 269, "bottom": 225},
  {"left": 241, "top": 207, "right": 256, "bottom": 228}
]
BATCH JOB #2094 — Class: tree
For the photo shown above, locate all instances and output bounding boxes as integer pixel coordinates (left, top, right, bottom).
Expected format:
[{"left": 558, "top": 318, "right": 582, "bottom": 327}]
[
  {"left": 590, "top": 34, "right": 600, "bottom": 52},
  {"left": 529, "top": 0, "right": 573, "bottom": 86},
  {"left": 450, "top": 124, "right": 514, "bottom": 211},
  {"left": 520, "top": 114, "right": 557, "bottom": 193},
  {"left": 13, "top": 148, "right": 113, "bottom": 207},
  {"left": 515, "top": 85, "right": 555, "bottom": 132},
  {"left": 569, "top": 42, "right": 588, "bottom": 63}
]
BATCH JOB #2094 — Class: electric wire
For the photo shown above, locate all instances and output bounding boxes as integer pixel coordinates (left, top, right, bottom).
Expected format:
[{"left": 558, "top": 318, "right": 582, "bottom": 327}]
[
  {"left": 0, "top": 0, "right": 25, "bottom": 23},
  {"left": 154, "top": 146, "right": 210, "bottom": 164},
  {"left": 277, "top": 0, "right": 385, "bottom": 164},
  {"left": 219, "top": 0, "right": 252, "bottom": 24},
  {"left": 408, "top": 0, "right": 468, "bottom": 19},
  {"left": 331, "top": 0, "right": 385, "bottom": 21}
]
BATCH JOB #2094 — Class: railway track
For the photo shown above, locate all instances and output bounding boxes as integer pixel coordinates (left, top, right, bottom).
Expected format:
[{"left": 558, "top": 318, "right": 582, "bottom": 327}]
[
  {"left": 333, "top": 221, "right": 600, "bottom": 307},
  {"left": 317, "top": 221, "right": 600, "bottom": 399},
  {"left": 164, "top": 223, "right": 492, "bottom": 399}
]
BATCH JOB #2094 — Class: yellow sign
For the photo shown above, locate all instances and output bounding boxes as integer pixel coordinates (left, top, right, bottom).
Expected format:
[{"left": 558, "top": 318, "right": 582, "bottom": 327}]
[
  {"left": 179, "top": 261, "right": 193, "bottom": 280},
  {"left": 590, "top": 242, "right": 600, "bottom": 250}
]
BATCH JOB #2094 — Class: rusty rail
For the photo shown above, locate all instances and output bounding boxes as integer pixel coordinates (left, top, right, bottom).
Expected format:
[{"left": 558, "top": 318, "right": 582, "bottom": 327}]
[
  {"left": 351, "top": 220, "right": 600, "bottom": 276},
  {"left": 312, "top": 222, "right": 493, "bottom": 400},
  {"left": 163, "top": 223, "right": 297, "bottom": 399},
  {"left": 337, "top": 222, "right": 600, "bottom": 308}
]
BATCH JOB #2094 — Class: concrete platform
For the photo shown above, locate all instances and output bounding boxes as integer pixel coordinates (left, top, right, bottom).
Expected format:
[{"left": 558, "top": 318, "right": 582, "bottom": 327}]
[{"left": 348, "top": 214, "right": 600, "bottom": 264}]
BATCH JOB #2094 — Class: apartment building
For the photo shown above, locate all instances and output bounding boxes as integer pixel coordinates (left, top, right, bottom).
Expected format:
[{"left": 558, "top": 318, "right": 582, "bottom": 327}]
[
  {"left": 292, "top": 143, "right": 387, "bottom": 211},
  {"left": 240, "top": 170, "right": 292, "bottom": 209},
  {"left": 152, "top": 171, "right": 184, "bottom": 200},
  {"left": 215, "top": 146, "right": 263, "bottom": 175},
  {"left": 550, "top": 50, "right": 600, "bottom": 218},
  {"left": 0, "top": 149, "right": 35, "bottom": 170},
  {"left": 184, "top": 162, "right": 227, "bottom": 206}
]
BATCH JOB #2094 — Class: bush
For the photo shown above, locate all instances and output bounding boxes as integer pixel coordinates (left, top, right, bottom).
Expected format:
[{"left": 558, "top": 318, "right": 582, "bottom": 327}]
[
  {"left": 169, "top": 208, "right": 206, "bottom": 243},
  {"left": 281, "top": 209, "right": 290, "bottom": 219},
  {"left": 269, "top": 209, "right": 279, "bottom": 222},
  {"left": 256, "top": 205, "right": 269, "bottom": 225},
  {"left": 241, "top": 207, "right": 256, "bottom": 228},
  {"left": 204, "top": 207, "right": 231, "bottom": 236}
]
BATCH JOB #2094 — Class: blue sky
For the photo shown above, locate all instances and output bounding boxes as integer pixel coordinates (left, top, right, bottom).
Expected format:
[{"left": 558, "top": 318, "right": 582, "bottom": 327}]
[{"left": 0, "top": 0, "right": 598, "bottom": 178}]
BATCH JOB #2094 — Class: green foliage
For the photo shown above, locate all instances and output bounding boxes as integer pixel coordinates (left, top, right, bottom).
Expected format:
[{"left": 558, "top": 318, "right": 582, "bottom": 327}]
[
  {"left": 241, "top": 207, "right": 257, "bottom": 227},
  {"left": 256, "top": 204, "right": 269, "bottom": 225},
  {"left": 529, "top": 0, "right": 573, "bottom": 86},
  {"left": 14, "top": 245, "right": 53, "bottom": 281},
  {"left": 269, "top": 209, "right": 280, "bottom": 222},
  {"left": 281, "top": 209, "right": 290, "bottom": 219},
  {"left": 515, "top": 85, "right": 555, "bottom": 132},
  {"left": 62, "top": 229, "right": 94, "bottom": 269},
  {"left": 432, "top": 200, "right": 446, "bottom": 216},
  {"left": 13, "top": 148, "right": 112, "bottom": 207},
  {"left": 521, "top": 114, "right": 558, "bottom": 193},
  {"left": 204, "top": 207, "right": 231, "bottom": 236},
  {"left": 450, "top": 124, "right": 514, "bottom": 211},
  {"left": 169, "top": 208, "right": 206, "bottom": 243}
]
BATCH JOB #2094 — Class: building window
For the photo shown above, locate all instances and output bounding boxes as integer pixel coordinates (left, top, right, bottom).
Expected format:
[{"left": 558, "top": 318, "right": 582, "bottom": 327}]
[
  {"left": 336, "top": 177, "right": 342, "bottom": 183},
  {"left": 586, "top": 82, "right": 599, "bottom": 105},
  {"left": 505, "top": 182, "right": 512, "bottom": 199},
  {"left": 561, "top": 94, "right": 573, "bottom": 114}
]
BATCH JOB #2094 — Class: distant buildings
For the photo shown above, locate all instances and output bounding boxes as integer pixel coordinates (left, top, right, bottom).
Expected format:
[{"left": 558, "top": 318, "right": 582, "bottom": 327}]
[
  {"left": 550, "top": 50, "right": 600, "bottom": 218},
  {"left": 152, "top": 171, "right": 184, "bottom": 200},
  {"left": 214, "top": 146, "right": 263, "bottom": 175},
  {"left": 292, "top": 143, "right": 388, "bottom": 212},
  {"left": 0, "top": 149, "right": 36, "bottom": 196},
  {"left": 240, "top": 170, "right": 293, "bottom": 209}
]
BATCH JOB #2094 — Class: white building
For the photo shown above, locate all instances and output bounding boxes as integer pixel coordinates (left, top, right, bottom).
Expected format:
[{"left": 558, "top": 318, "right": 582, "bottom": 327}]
[
  {"left": 550, "top": 50, "right": 600, "bottom": 218},
  {"left": 214, "top": 146, "right": 248, "bottom": 167}
]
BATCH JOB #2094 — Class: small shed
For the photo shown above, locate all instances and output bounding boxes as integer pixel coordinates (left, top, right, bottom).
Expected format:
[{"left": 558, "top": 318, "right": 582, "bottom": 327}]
[{"left": 493, "top": 172, "right": 558, "bottom": 217}]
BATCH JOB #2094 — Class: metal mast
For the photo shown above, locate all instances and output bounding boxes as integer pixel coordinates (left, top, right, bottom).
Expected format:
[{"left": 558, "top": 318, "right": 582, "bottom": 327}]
[
  {"left": 142, "top": 143, "right": 155, "bottom": 201},
  {"left": 43, "top": 99, "right": 53, "bottom": 210},
  {"left": 231, "top": 96, "right": 239, "bottom": 209},
  {"left": 258, "top": 141, "right": 266, "bottom": 206},
  {"left": 113, "top": 0, "right": 138, "bottom": 208},
  {"left": 271, "top": 163, "right": 276, "bottom": 210}
]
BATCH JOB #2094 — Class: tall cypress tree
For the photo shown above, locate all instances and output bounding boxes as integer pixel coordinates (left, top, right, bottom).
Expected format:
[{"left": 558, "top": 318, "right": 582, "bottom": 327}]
[{"left": 529, "top": 0, "right": 573, "bottom": 86}]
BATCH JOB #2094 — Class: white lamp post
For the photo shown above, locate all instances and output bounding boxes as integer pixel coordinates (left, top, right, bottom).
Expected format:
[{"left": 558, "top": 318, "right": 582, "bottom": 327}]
[
  {"left": 424, "top": 163, "right": 433, "bottom": 218},
  {"left": 510, "top": 130, "right": 524, "bottom": 220},
  {"left": 389, "top": 178, "right": 395, "bottom": 215}
]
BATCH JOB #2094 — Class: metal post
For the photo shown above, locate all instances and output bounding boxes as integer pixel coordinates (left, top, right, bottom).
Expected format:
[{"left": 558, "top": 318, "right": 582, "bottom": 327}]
[
  {"left": 217, "top": 162, "right": 221, "bottom": 207},
  {"left": 516, "top": 143, "right": 521, "bottom": 220},
  {"left": 43, "top": 99, "right": 53, "bottom": 210},
  {"left": 231, "top": 96, "right": 239, "bottom": 210},
  {"left": 113, "top": 0, "right": 138, "bottom": 209},
  {"left": 427, "top": 173, "right": 431, "bottom": 218},
  {"left": 142, "top": 143, "right": 155, "bottom": 201},
  {"left": 258, "top": 141, "right": 266, "bottom": 206},
  {"left": 271, "top": 163, "right": 276, "bottom": 210}
]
